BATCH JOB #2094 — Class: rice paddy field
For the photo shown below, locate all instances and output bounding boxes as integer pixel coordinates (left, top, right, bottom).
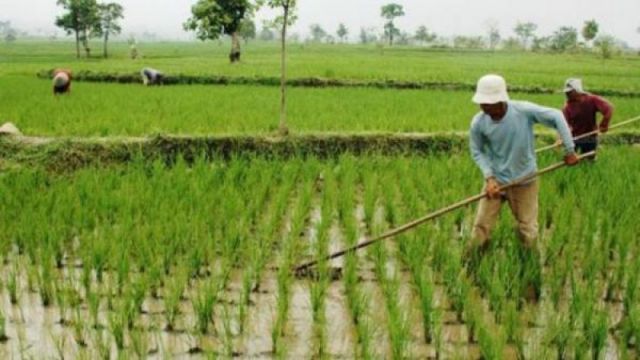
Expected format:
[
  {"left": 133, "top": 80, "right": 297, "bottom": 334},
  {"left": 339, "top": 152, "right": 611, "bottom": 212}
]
[
  {"left": 2, "top": 41, "right": 640, "bottom": 136},
  {"left": 1, "top": 41, "right": 640, "bottom": 359}
]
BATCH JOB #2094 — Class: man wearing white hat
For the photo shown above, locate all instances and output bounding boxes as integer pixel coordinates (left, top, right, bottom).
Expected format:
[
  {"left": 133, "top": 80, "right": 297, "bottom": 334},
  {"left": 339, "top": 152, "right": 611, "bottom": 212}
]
[
  {"left": 563, "top": 78, "right": 613, "bottom": 159},
  {"left": 467, "top": 74, "right": 579, "bottom": 301}
]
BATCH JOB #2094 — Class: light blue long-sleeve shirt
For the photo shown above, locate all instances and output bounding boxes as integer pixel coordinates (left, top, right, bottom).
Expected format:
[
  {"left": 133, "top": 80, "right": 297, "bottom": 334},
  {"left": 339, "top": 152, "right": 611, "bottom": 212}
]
[{"left": 470, "top": 101, "right": 575, "bottom": 184}]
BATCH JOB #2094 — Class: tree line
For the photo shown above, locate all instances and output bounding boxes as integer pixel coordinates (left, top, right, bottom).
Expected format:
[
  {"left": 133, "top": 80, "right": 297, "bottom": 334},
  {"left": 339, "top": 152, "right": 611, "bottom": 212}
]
[{"left": 47, "top": 0, "right": 640, "bottom": 62}]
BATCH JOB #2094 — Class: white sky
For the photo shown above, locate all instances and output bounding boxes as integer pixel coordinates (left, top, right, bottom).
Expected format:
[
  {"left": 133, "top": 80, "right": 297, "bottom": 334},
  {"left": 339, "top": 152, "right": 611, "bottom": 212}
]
[{"left": 1, "top": 0, "right": 639, "bottom": 46}]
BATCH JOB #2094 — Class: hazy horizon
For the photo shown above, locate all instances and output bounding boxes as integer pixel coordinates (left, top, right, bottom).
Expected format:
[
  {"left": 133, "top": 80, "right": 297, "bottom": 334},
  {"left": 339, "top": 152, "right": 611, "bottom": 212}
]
[{"left": 1, "top": 0, "right": 639, "bottom": 46}]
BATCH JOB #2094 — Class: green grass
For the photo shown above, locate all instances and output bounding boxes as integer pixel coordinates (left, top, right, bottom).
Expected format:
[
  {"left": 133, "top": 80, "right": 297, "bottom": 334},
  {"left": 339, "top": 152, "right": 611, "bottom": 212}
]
[
  {"left": 2, "top": 76, "right": 639, "bottom": 136},
  {"left": 2, "top": 39, "right": 640, "bottom": 358},
  {"left": 2, "top": 41, "right": 640, "bottom": 92},
  {"left": 2, "top": 41, "right": 639, "bottom": 136}
]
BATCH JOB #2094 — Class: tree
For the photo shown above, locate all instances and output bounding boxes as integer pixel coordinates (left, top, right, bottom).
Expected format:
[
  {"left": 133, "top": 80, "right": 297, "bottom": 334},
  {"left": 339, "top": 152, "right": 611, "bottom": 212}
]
[
  {"left": 581, "top": 19, "right": 599, "bottom": 47},
  {"left": 239, "top": 18, "right": 256, "bottom": 43},
  {"left": 337, "top": 23, "right": 348, "bottom": 43},
  {"left": 488, "top": 28, "right": 501, "bottom": 50},
  {"left": 594, "top": 34, "right": 617, "bottom": 59},
  {"left": 258, "top": 23, "right": 275, "bottom": 41},
  {"left": 414, "top": 26, "right": 436, "bottom": 45},
  {"left": 453, "top": 36, "right": 485, "bottom": 49},
  {"left": 309, "top": 24, "right": 326, "bottom": 43},
  {"left": 184, "top": 0, "right": 253, "bottom": 63},
  {"left": 503, "top": 37, "right": 523, "bottom": 51},
  {"left": 359, "top": 27, "right": 377, "bottom": 44},
  {"left": 484, "top": 20, "right": 500, "bottom": 51},
  {"left": 531, "top": 36, "right": 551, "bottom": 52},
  {"left": 550, "top": 26, "right": 578, "bottom": 52},
  {"left": 94, "top": 2, "right": 123, "bottom": 58},
  {"left": 56, "top": 0, "right": 100, "bottom": 58},
  {"left": 514, "top": 21, "right": 537, "bottom": 50},
  {"left": 262, "top": 0, "right": 298, "bottom": 136},
  {"left": 0, "top": 21, "right": 18, "bottom": 43},
  {"left": 381, "top": 3, "right": 404, "bottom": 45}
]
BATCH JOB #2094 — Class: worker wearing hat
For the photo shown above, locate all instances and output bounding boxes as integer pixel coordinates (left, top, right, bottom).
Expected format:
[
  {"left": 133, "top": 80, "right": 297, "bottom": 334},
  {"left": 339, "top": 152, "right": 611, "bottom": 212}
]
[
  {"left": 467, "top": 74, "right": 579, "bottom": 301},
  {"left": 562, "top": 78, "right": 613, "bottom": 159},
  {"left": 52, "top": 69, "right": 72, "bottom": 95}
]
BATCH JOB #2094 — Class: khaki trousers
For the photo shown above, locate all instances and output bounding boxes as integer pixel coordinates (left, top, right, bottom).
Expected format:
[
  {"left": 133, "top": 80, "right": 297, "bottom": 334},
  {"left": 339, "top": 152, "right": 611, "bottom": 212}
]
[{"left": 472, "top": 179, "right": 539, "bottom": 248}]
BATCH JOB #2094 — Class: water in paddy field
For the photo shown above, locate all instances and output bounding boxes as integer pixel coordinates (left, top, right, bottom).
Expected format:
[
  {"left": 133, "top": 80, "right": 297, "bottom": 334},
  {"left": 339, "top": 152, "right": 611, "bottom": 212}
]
[
  {"left": 2, "top": 152, "right": 640, "bottom": 358},
  {"left": 0, "top": 212, "right": 630, "bottom": 359}
]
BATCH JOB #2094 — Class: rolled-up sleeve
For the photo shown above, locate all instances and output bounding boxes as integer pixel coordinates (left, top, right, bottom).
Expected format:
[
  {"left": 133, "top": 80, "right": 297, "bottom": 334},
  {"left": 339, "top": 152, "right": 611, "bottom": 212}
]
[{"left": 529, "top": 104, "right": 575, "bottom": 154}]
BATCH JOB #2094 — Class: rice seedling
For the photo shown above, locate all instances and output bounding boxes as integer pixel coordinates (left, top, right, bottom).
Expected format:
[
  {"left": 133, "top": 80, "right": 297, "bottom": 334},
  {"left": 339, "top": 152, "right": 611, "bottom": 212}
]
[
  {"left": 164, "top": 269, "right": 187, "bottom": 332},
  {"left": 130, "top": 328, "right": 150, "bottom": 359},
  {"left": 192, "top": 279, "right": 217, "bottom": 335},
  {"left": 109, "top": 301, "right": 128, "bottom": 350},
  {"left": 73, "top": 306, "right": 87, "bottom": 347},
  {"left": 477, "top": 320, "right": 506, "bottom": 360},
  {"left": 545, "top": 313, "right": 572, "bottom": 360},
  {"left": 51, "top": 331, "right": 68, "bottom": 360},
  {"left": 37, "top": 265, "right": 55, "bottom": 307},
  {"left": 221, "top": 304, "right": 235, "bottom": 358},
  {"left": 87, "top": 288, "right": 102, "bottom": 330},
  {"left": 7, "top": 267, "right": 19, "bottom": 305},
  {"left": 0, "top": 308, "right": 8, "bottom": 342}
]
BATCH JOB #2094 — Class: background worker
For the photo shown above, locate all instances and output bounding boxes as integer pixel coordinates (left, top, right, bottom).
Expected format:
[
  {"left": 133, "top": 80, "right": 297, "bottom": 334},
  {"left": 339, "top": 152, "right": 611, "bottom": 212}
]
[
  {"left": 467, "top": 74, "right": 579, "bottom": 301},
  {"left": 52, "top": 69, "right": 72, "bottom": 95},
  {"left": 563, "top": 78, "right": 614, "bottom": 159},
  {"left": 141, "top": 67, "right": 164, "bottom": 86}
]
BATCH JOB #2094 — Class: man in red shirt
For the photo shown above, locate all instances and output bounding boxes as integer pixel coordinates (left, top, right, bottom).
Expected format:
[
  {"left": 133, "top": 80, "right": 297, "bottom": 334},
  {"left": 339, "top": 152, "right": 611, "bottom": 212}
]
[{"left": 562, "top": 78, "right": 614, "bottom": 159}]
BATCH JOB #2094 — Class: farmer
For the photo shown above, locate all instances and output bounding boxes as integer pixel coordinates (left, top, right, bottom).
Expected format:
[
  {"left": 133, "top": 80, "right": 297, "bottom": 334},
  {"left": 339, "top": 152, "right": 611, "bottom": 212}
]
[
  {"left": 141, "top": 67, "right": 164, "bottom": 86},
  {"left": 467, "top": 74, "right": 579, "bottom": 301},
  {"left": 562, "top": 78, "right": 614, "bottom": 160},
  {"left": 52, "top": 69, "right": 72, "bottom": 95}
]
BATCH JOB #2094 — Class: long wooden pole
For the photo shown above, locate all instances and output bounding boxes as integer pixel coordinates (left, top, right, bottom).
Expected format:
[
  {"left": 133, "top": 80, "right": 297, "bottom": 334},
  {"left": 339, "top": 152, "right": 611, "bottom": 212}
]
[
  {"left": 294, "top": 116, "right": 640, "bottom": 273},
  {"left": 535, "top": 115, "right": 640, "bottom": 154},
  {"left": 294, "top": 153, "right": 593, "bottom": 273}
]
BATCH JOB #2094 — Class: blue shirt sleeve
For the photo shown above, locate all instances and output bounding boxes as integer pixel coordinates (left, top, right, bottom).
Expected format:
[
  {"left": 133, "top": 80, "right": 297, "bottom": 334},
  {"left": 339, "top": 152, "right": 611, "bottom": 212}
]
[
  {"left": 470, "top": 118, "right": 494, "bottom": 179},
  {"left": 525, "top": 102, "right": 576, "bottom": 154}
]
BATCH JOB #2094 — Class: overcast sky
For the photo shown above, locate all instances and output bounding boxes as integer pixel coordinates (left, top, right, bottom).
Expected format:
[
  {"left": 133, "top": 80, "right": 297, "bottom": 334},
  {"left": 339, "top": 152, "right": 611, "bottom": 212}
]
[{"left": 1, "top": 0, "right": 639, "bottom": 46}]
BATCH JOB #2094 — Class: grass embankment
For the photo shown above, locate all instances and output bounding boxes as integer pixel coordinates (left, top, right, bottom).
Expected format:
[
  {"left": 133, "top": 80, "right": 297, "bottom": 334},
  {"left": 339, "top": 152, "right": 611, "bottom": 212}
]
[{"left": 3, "top": 131, "right": 640, "bottom": 171}]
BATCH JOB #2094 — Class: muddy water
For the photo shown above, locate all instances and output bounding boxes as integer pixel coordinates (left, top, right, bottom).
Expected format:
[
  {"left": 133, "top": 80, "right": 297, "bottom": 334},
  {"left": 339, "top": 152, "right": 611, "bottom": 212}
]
[
  {"left": 324, "top": 223, "right": 357, "bottom": 358},
  {"left": 1, "top": 223, "right": 637, "bottom": 359},
  {"left": 354, "top": 203, "right": 391, "bottom": 358},
  {"left": 285, "top": 201, "right": 320, "bottom": 358},
  {"left": 240, "top": 272, "right": 277, "bottom": 358}
]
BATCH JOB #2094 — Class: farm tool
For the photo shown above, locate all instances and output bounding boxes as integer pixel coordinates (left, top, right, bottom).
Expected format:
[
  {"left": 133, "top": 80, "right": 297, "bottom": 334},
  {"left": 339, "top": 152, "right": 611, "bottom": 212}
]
[{"left": 294, "top": 115, "right": 640, "bottom": 274}]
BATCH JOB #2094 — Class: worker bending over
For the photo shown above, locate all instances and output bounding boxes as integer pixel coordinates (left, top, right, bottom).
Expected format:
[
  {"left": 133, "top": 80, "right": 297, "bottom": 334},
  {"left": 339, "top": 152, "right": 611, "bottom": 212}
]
[
  {"left": 467, "top": 74, "right": 579, "bottom": 302},
  {"left": 52, "top": 69, "right": 72, "bottom": 95},
  {"left": 141, "top": 68, "right": 164, "bottom": 86}
]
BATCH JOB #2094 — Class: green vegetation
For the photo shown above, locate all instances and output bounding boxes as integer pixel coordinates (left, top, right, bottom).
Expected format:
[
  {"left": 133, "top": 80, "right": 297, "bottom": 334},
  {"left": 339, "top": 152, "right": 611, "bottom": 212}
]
[
  {"left": 1, "top": 36, "right": 640, "bottom": 358},
  {"left": 0, "top": 148, "right": 638, "bottom": 356}
]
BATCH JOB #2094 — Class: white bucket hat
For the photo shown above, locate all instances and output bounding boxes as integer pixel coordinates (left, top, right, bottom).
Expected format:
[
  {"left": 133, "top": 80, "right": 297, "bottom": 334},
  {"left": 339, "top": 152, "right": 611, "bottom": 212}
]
[
  {"left": 472, "top": 74, "right": 510, "bottom": 104},
  {"left": 564, "top": 78, "right": 585, "bottom": 93}
]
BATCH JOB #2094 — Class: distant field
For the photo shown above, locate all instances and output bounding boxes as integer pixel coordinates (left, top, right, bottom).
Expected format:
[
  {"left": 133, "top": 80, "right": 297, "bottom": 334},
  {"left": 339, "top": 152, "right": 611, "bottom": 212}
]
[
  {"left": 1, "top": 41, "right": 639, "bottom": 136},
  {"left": 2, "top": 76, "right": 640, "bottom": 136},
  {"left": 2, "top": 41, "right": 640, "bottom": 91}
]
